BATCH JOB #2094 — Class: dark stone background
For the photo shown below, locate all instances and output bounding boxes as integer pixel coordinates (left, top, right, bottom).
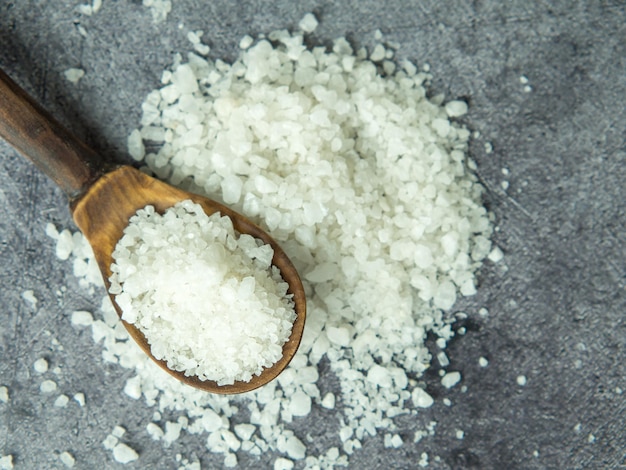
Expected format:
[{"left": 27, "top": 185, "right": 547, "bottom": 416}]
[{"left": 0, "top": 1, "right": 625, "bottom": 468}]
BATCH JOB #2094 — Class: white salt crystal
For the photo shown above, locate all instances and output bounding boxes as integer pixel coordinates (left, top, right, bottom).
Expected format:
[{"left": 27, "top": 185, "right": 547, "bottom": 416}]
[
  {"left": 0, "top": 386, "right": 8, "bottom": 403},
  {"left": 112, "top": 443, "right": 139, "bottom": 464},
  {"left": 456, "top": 430, "right": 465, "bottom": 440},
  {"left": 164, "top": 421, "right": 182, "bottom": 443},
  {"left": 224, "top": 453, "right": 237, "bottom": 467},
  {"left": 0, "top": 455, "right": 13, "bottom": 470},
  {"left": 326, "top": 326, "right": 350, "bottom": 346},
  {"left": 127, "top": 129, "right": 145, "bottom": 161},
  {"left": 284, "top": 435, "right": 306, "bottom": 460},
  {"left": 102, "top": 434, "right": 118, "bottom": 450},
  {"left": 73, "top": 393, "right": 85, "bottom": 406},
  {"left": 147, "top": 423, "right": 164, "bottom": 440},
  {"left": 433, "top": 281, "right": 457, "bottom": 311},
  {"left": 488, "top": 246, "right": 504, "bottom": 263},
  {"left": 274, "top": 457, "right": 294, "bottom": 470},
  {"left": 441, "top": 371, "right": 461, "bottom": 389},
  {"left": 298, "top": 13, "right": 318, "bottom": 33},
  {"left": 367, "top": 365, "right": 392, "bottom": 388},
  {"left": 92, "top": 0, "right": 102, "bottom": 13},
  {"left": 59, "top": 451, "right": 75, "bottom": 468},
  {"left": 517, "top": 375, "right": 527, "bottom": 386},
  {"left": 370, "top": 44, "right": 386, "bottom": 62},
  {"left": 445, "top": 100, "right": 468, "bottom": 117},
  {"left": 112, "top": 426, "right": 126, "bottom": 438},
  {"left": 124, "top": 376, "right": 142, "bottom": 399},
  {"left": 289, "top": 390, "right": 312, "bottom": 417},
  {"left": 239, "top": 35, "right": 254, "bottom": 49},
  {"left": 63, "top": 68, "right": 85, "bottom": 84},
  {"left": 21, "top": 290, "right": 38, "bottom": 308},
  {"left": 320, "top": 392, "right": 336, "bottom": 409},
  {"left": 234, "top": 423, "right": 255, "bottom": 441},
  {"left": 71, "top": 310, "right": 93, "bottom": 327},
  {"left": 412, "top": 388, "right": 434, "bottom": 408},
  {"left": 478, "top": 357, "right": 489, "bottom": 367},
  {"left": 34, "top": 358, "right": 48, "bottom": 373},
  {"left": 383, "top": 434, "right": 403, "bottom": 448},
  {"left": 40, "top": 380, "right": 57, "bottom": 393},
  {"left": 54, "top": 395, "right": 70, "bottom": 407}
]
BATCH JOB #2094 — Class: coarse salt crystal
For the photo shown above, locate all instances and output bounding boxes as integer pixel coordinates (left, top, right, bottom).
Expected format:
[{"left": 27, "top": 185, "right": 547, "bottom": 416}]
[
  {"left": 63, "top": 68, "right": 85, "bottom": 84},
  {"left": 112, "top": 443, "right": 139, "bottom": 464},
  {"left": 441, "top": 371, "right": 461, "bottom": 389},
  {"left": 59, "top": 451, "right": 75, "bottom": 468},
  {"left": 40, "top": 380, "right": 57, "bottom": 393}
]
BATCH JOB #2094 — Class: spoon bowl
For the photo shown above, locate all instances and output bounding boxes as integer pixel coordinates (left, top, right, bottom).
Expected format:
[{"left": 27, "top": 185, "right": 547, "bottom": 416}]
[{"left": 0, "top": 69, "right": 306, "bottom": 394}]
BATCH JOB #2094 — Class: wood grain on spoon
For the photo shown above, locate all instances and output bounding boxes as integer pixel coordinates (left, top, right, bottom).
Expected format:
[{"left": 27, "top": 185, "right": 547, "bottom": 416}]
[{"left": 0, "top": 68, "right": 306, "bottom": 394}]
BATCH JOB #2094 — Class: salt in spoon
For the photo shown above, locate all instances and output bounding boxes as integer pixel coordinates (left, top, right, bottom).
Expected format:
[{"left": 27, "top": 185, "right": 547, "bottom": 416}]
[{"left": 0, "top": 68, "right": 306, "bottom": 394}]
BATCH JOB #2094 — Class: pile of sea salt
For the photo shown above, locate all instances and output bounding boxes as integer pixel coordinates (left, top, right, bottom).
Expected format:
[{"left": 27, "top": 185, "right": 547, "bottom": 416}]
[
  {"left": 108, "top": 200, "right": 296, "bottom": 385},
  {"left": 48, "top": 14, "right": 493, "bottom": 468}
]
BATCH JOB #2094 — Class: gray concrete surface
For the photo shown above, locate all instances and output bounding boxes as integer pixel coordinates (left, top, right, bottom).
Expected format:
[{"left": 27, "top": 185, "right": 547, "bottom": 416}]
[{"left": 1, "top": 1, "right": 625, "bottom": 468}]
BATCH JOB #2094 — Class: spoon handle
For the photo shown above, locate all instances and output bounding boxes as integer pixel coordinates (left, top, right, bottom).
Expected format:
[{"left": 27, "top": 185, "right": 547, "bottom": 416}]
[{"left": 0, "top": 68, "right": 105, "bottom": 200}]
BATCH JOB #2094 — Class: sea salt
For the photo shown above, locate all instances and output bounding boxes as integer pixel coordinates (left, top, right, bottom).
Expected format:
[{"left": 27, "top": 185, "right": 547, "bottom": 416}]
[
  {"left": 441, "top": 371, "right": 461, "bottom": 389},
  {"left": 0, "top": 386, "right": 8, "bottom": 403},
  {"left": 109, "top": 200, "right": 296, "bottom": 385},
  {"left": 40, "top": 380, "right": 57, "bottom": 393},
  {"left": 112, "top": 443, "right": 139, "bottom": 464},
  {"left": 49, "top": 12, "right": 493, "bottom": 467},
  {"left": 21, "top": 290, "right": 38, "bottom": 308},
  {"left": 63, "top": 68, "right": 85, "bottom": 84},
  {"left": 59, "top": 451, "right": 75, "bottom": 468}
]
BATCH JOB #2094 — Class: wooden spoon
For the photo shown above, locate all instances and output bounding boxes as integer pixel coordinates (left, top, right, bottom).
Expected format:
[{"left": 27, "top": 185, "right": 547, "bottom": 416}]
[{"left": 0, "top": 68, "right": 306, "bottom": 394}]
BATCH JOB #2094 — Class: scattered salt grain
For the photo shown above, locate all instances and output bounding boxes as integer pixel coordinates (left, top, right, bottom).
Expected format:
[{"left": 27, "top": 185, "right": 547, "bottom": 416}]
[
  {"left": 418, "top": 452, "right": 429, "bottom": 467},
  {"left": 71, "top": 310, "right": 94, "bottom": 327},
  {"left": 484, "top": 142, "right": 493, "bottom": 154},
  {"left": 112, "top": 426, "right": 126, "bottom": 438},
  {"left": 412, "top": 388, "right": 434, "bottom": 408},
  {"left": 445, "top": 100, "right": 468, "bottom": 117},
  {"left": 488, "top": 246, "right": 504, "bottom": 263},
  {"left": 0, "top": 386, "right": 8, "bottom": 403},
  {"left": 239, "top": 35, "right": 254, "bottom": 49},
  {"left": 112, "top": 443, "right": 139, "bottom": 464},
  {"left": 21, "top": 290, "right": 38, "bottom": 308},
  {"left": 441, "top": 371, "right": 461, "bottom": 389},
  {"left": 0, "top": 455, "right": 13, "bottom": 470},
  {"left": 147, "top": 422, "right": 165, "bottom": 440},
  {"left": 40, "top": 380, "right": 57, "bottom": 393},
  {"left": 274, "top": 457, "right": 294, "bottom": 470},
  {"left": 517, "top": 375, "right": 527, "bottom": 386},
  {"left": 54, "top": 394, "right": 70, "bottom": 408},
  {"left": 63, "top": 68, "right": 85, "bottom": 84},
  {"left": 520, "top": 75, "right": 529, "bottom": 84},
  {"left": 124, "top": 376, "right": 142, "bottom": 400},
  {"left": 478, "top": 357, "right": 489, "bottom": 367},
  {"left": 73, "top": 393, "right": 85, "bottom": 407},
  {"left": 456, "top": 429, "right": 465, "bottom": 439},
  {"left": 588, "top": 433, "right": 596, "bottom": 444},
  {"left": 59, "top": 451, "right": 75, "bottom": 468},
  {"left": 443, "top": 398, "right": 452, "bottom": 406},
  {"left": 320, "top": 392, "right": 336, "bottom": 409},
  {"left": 33, "top": 357, "right": 48, "bottom": 374},
  {"left": 143, "top": 0, "right": 172, "bottom": 23},
  {"left": 298, "top": 13, "right": 318, "bottom": 33}
]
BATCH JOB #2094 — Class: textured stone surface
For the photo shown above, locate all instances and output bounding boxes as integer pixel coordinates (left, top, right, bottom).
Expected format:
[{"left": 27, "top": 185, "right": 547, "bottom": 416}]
[{"left": 0, "top": 1, "right": 625, "bottom": 468}]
